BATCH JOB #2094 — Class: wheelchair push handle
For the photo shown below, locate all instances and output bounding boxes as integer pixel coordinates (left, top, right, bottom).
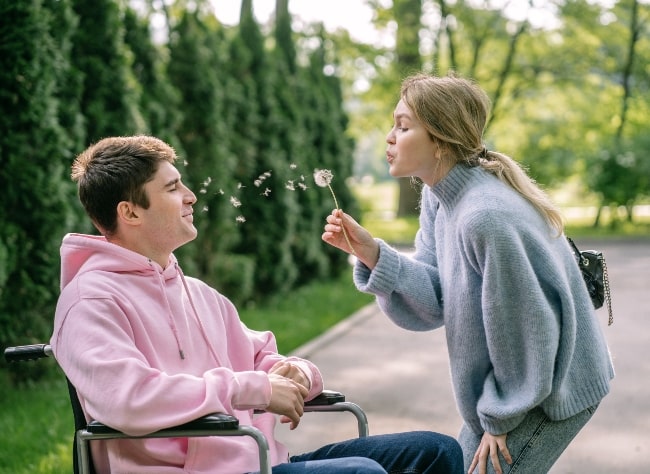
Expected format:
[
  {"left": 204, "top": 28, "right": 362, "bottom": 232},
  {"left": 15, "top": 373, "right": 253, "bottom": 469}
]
[{"left": 4, "top": 343, "right": 52, "bottom": 362}]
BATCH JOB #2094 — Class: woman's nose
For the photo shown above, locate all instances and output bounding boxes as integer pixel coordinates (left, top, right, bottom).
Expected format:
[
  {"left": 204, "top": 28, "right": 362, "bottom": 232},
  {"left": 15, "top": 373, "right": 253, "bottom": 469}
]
[{"left": 386, "top": 128, "right": 395, "bottom": 144}]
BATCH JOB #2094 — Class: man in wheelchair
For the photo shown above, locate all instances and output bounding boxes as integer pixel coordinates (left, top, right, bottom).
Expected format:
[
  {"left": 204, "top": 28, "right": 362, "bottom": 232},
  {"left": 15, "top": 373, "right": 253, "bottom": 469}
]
[{"left": 51, "top": 135, "right": 463, "bottom": 473}]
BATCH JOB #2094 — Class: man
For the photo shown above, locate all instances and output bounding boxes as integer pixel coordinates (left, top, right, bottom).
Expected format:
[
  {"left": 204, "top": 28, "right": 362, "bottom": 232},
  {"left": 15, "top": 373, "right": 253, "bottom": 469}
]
[{"left": 51, "top": 135, "right": 463, "bottom": 473}]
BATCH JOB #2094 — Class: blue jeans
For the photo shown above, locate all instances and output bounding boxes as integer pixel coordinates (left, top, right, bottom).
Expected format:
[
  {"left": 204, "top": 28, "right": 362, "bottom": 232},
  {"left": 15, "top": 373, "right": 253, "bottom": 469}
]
[
  {"left": 459, "top": 404, "right": 598, "bottom": 474},
  {"left": 267, "top": 431, "right": 463, "bottom": 473}
]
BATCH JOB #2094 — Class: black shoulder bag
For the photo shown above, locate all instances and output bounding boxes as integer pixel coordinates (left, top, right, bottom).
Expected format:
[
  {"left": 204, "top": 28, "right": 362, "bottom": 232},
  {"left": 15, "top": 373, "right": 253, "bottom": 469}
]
[{"left": 567, "top": 237, "right": 613, "bottom": 325}]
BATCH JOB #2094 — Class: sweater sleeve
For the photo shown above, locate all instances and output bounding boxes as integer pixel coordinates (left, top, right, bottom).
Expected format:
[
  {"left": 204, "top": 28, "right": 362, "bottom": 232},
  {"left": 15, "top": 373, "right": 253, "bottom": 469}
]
[{"left": 353, "top": 189, "right": 445, "bottom": 331}]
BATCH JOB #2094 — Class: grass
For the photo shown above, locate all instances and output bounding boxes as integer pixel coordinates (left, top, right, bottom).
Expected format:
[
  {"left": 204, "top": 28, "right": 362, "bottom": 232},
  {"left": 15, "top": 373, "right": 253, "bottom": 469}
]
[
  {"left": 239, "top": 271, "right": 374, "bottom": 354},
  {"left": 0, "top": 375, "right": 73, "bottom": 474}
]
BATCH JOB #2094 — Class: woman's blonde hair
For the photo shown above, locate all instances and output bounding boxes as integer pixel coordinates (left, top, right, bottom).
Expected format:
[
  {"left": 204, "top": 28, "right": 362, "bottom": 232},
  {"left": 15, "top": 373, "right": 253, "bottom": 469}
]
[{"left": 401, "top": 73, "right": 563, "bottom": 235}]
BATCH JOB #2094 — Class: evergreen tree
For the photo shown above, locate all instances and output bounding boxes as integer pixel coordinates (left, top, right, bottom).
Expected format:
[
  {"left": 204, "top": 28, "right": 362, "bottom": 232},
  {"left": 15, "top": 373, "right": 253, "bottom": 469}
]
[
  {"left": 70, "top": 0, "right": 145, "bottom": 143},
  {"left": 273, "top": 0, "right": 330, "bottom": 281},
  {"left": 0, "top": 0, "right": 78, "bottom": 381},
  {"left": 229, "top": 1, "right": 299, "bottom": 295},
  {"left": 167, "top": 10, "right": 248, "bottom": 300},
  {"left": 123, "top": 7, "right": 184, "bottom": 155},
  {"left": 302, "top": 30, "right": 358, "bottom": 275}
]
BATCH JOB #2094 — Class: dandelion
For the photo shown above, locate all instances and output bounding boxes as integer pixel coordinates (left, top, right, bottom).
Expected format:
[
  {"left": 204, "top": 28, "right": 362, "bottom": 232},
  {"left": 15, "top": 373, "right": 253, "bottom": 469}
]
[{"left": 313, "top": 169, "right": 355, "bottom": 256}]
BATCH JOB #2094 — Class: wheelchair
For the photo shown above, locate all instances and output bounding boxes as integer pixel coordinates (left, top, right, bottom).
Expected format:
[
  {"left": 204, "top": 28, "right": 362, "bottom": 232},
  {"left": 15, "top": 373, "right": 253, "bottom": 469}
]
[{"left": 4, "top": 343, "right": 369, "bottom": 474}]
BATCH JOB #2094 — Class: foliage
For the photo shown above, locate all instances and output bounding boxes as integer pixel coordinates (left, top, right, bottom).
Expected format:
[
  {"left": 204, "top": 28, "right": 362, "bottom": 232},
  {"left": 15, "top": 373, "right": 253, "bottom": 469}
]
[
  {"left": 70, "top": 0, "right": 146, "bottom": 142},
  {"left": 0, "top": 0, "right": 80, "bottom": 382}
]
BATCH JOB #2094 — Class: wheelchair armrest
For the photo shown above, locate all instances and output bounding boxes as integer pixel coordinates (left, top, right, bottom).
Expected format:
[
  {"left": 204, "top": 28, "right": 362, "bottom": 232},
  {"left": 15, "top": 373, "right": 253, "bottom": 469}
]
[
  {"left": 86, "top": 413, "right": 239, "bottom": 435},
  {"left": 305, "top": 389, "right": 345, "bottom": 406}
]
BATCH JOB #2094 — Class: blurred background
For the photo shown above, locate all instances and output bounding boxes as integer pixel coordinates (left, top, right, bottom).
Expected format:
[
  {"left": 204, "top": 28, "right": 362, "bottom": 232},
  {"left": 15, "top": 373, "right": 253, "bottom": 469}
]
[{"left": 1, "top": 1, "right": 648, "bottom": 470}]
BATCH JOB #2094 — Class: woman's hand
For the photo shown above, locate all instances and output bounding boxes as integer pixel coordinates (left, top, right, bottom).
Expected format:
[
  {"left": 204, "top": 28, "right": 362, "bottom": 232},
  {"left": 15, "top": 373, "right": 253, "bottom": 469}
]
[
  {"left": 468, "top": 432, "right": 512, "bottom": 474},
  {"left": 321, "top": 209, "right": 379, "bottom": 269}
]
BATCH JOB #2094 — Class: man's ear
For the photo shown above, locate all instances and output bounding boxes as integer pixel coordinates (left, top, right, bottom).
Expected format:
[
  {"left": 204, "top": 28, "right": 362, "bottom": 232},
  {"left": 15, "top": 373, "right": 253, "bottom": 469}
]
[{"left": 116, "top": 201, "right": 141, "bottom": 226}]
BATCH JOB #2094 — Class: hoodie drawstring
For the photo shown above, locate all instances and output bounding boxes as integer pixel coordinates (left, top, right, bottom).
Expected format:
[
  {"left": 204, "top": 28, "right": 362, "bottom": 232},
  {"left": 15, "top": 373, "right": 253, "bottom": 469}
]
[
  {"left": 151, "top": 260, "right": 186, "bottom": 360},
  {"left": 176, "top": 264, "right": 222, "bottom": 366}
]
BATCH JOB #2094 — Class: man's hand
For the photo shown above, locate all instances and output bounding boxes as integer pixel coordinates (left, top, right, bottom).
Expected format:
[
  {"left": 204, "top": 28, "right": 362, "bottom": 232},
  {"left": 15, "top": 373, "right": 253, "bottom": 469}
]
[
  {"left": 468, "top": 432, "right": 512, "bottom": 474},
  {"left": 266, "top": 373, "right": 309, "bottom": 430},
  {"left": 269, "top": 361, "right": 310, "bottom": 391}
]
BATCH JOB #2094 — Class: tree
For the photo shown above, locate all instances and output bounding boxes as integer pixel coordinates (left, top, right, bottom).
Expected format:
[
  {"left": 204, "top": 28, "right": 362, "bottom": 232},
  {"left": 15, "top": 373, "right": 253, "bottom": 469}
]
[
  {"left": 70, "top": 0, "right": 145, "bottom": 143},
  {"left": 227, "top": 0, "right": 300, "bottom": 295},
  {"left": 590, "top": 0, "right": 649, "bottom": 224},
  {"left": 394, "top": 0, "right": 424, "bottom": 217},
  {"left": 123, "top": 7, "right": 184, "bottom": 156},
  {"left": 0, "top": 0, "right": 79, "bottom": 382},
  {"left": 167, "top": 9, "right": 245, "bottom": 298}
]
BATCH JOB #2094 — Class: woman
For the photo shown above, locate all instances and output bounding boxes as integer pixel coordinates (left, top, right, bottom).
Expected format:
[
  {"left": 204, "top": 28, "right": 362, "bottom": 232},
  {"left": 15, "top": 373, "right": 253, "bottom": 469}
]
[{"left": 322, "top": 73, "right": 614, "bottom": 474}]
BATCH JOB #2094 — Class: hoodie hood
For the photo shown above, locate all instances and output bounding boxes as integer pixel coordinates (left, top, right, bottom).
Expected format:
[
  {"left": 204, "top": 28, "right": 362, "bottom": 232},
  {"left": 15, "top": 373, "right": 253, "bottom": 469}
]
[
  {"left": 59, "top": 233, "right": 188, "bottom": 359},
  {"left": 60, "top": 233, "right": 177, "bottom": 291}
]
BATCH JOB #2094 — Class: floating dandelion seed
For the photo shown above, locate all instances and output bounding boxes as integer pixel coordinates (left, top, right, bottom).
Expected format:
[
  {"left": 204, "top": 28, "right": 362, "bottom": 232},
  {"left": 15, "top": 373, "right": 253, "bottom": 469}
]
[
  {"left": 218, "top": 189, "right": 225, "bottom": 195},
  {"left": 313, "top": 169, "right": 355, "bottom": 256},
  {"left": 262, "top": 188, "right": 272, "bottom": 196},
  {"left": 202, "top": 206, "right": 209, "bottom": 212},
  {"left": 230, "top": 196, "right": 242, "bottom": 208},
  {"left": 199, "top": 189, "right": 207, "bottom": 194},
  {"left": 289, "top": 163, "right": 297, "bottom": 169},
  {"left": 286, "top": 180, "right": 295, "bottom": 191},
  {"left": 236, "top": 216, "right": 246, "bottom": 223}
]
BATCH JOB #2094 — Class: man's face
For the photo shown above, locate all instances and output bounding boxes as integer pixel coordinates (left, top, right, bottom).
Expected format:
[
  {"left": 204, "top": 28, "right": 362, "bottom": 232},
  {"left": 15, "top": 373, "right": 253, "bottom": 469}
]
[{"left": 135, "top": 161, "right": 198, "bottom": 256}]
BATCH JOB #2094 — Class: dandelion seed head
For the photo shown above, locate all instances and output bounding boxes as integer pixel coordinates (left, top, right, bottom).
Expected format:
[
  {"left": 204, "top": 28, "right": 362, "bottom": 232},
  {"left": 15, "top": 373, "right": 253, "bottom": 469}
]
[{"left": 314, "top": 169, "right": 333, "bottom": 188}]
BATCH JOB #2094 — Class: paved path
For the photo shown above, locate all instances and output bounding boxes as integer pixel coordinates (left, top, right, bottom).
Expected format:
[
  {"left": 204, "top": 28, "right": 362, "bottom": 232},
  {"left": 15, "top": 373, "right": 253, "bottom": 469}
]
[{"left": 276, "top": 239, "right": 650, "bottom": 473}]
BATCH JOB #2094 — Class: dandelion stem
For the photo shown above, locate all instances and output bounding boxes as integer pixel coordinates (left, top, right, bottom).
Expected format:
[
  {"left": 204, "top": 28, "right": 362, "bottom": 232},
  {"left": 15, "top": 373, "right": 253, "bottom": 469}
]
[{"left": 327, "top": 184, "right": 356, "bottom": 256}]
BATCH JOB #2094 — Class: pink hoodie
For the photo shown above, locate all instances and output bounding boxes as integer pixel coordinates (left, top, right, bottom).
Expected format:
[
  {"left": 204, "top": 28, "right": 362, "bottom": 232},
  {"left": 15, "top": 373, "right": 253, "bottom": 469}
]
[{"left": 51, "top": 233, "right": 323, "bottom": 473}]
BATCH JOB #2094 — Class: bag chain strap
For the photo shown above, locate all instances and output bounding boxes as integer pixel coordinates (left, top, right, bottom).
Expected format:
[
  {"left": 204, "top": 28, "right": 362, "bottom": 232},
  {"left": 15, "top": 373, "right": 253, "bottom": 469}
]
[{"left": 601, "top": 255, "right": 613, "bottom": 326}]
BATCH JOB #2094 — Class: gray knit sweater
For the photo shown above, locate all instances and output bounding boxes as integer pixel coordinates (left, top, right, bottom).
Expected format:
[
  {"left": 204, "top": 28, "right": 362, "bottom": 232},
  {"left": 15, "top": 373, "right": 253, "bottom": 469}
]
[{"left": 354, "top": 164, "right": 614, "bottom": 435}]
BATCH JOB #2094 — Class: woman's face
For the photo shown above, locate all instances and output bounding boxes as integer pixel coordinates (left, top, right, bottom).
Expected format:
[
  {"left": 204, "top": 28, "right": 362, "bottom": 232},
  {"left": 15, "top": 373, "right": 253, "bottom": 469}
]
[{"left": 385, "top": 99, "right": 445, "bottom": 186}]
